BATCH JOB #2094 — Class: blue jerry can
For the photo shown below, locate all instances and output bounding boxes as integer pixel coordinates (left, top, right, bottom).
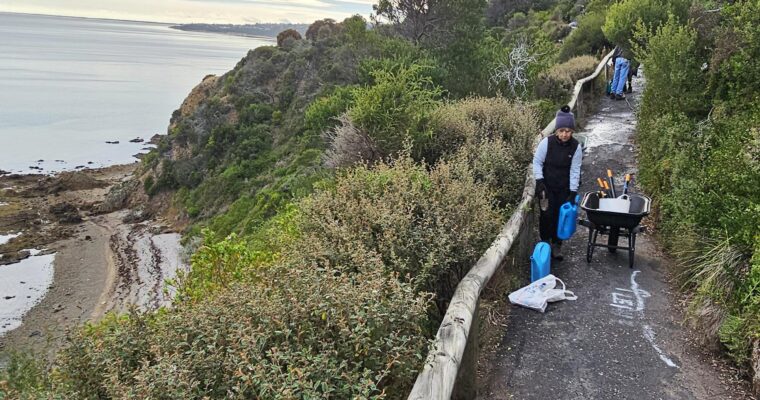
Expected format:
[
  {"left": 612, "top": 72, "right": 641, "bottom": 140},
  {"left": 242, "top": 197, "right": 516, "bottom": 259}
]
[
  {"left": 557, "top": 195, "right": 581, "bottom": 240},
  {"left": 531, "top": 242, "right": 551, "bottom": 282}
]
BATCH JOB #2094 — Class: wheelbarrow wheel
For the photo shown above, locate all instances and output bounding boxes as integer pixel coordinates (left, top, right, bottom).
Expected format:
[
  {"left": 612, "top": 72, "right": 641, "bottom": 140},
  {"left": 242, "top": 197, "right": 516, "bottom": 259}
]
[
  {"left": 608, "top": 227, "right": 620, "bottom": 253},
  {"left": 628, "top": 232, "right": 636, "bottom": 268},
  {"left": 586, "top": 228, "right": 598, "bottom": 263}
]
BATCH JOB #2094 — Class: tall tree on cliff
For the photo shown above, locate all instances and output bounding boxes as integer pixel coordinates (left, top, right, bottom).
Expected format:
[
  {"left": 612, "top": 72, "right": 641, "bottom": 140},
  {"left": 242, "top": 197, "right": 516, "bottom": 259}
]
[{"left": 373, "top": 0, "right": 488, "bottom": 96}]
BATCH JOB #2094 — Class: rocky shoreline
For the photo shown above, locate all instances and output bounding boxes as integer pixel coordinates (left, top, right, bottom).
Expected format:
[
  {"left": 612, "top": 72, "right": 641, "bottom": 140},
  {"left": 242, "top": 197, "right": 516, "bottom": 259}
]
[{"left": 0, "top": 163, "right": 187, "bottom": 360}]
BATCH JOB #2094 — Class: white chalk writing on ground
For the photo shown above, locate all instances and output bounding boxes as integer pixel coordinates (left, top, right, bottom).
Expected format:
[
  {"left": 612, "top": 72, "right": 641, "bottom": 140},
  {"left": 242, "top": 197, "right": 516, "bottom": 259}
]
[{"left": 608, "top": 270, "right": 678, "bottom": 368}]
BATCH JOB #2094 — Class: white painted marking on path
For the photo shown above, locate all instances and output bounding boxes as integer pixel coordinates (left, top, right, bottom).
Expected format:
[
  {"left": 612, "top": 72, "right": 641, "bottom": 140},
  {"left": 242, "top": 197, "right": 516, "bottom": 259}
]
[
  {"left": 643, "top": 325, "right": 678, "bottom": 368},
  {"left": 608, "top": 271, "right": 678, "bottom": 368},
  {"left": 629, "top": 271, "right": 651, "bottom": 312}
]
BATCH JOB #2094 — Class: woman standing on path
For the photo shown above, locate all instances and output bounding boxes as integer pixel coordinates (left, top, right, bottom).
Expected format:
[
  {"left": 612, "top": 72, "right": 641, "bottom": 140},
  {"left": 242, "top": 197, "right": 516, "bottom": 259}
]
[{"left": 533, "top": 106, "right": 582, "bottom": 260}]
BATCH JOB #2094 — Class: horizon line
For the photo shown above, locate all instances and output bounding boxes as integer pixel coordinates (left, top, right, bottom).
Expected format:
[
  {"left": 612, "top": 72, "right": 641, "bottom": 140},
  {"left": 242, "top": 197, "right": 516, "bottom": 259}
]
[{"left": 0, "top": 10, "right": 315, "bottom": 26}]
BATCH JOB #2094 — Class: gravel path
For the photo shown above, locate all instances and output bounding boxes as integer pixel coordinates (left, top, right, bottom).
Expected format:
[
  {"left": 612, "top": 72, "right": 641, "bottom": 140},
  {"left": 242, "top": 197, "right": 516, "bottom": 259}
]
[{"left": 478, "top": 73, "right": 755, "bottom": 399}]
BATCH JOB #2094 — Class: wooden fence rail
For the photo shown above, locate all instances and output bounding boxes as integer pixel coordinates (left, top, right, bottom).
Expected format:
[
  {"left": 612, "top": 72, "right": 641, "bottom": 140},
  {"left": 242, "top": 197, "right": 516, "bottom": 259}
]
[{"left": 408, "top": 49, "right": 615, "bottom": 400}]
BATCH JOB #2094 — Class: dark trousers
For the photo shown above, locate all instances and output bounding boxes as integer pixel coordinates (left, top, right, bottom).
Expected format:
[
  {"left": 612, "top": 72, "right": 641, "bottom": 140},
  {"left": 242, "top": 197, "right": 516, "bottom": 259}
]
[{"left": 539, "top": 187, "right": 569, "bottom": 244}]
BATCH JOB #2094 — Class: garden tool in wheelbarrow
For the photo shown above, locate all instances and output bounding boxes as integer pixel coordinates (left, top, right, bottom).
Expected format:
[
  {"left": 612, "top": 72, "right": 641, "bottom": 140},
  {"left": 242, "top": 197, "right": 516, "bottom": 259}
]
[
  {"left": 578, "top": 189, "right": 651, "bottom": 269},
  {"left": 607, "top": 169, "right": 617, "bottom": 197}
]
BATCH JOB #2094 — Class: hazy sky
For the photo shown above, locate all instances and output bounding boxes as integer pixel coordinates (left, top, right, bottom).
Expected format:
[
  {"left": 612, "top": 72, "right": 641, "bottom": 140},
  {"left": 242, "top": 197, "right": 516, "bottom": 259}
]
[{"left": 0, "top": 0, "right": 375, "bottom": 24}]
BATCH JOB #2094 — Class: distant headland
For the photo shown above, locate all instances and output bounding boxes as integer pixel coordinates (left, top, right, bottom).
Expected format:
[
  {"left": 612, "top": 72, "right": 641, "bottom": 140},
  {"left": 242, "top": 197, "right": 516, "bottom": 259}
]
[{"left": 170, "top": 22, "right": 309, "bottom": 38}]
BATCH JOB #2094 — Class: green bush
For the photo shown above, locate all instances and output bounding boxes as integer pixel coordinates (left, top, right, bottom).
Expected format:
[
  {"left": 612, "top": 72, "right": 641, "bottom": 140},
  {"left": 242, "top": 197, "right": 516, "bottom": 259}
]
[
  {"left": 602, "top": 0, "right": 689, "bottom": 52},
  {"left": 50, "top": 265, "right": 431, "bottom": 399},
  {"left": 0, "top": 352, "right": 51, "bottom": 398},
  {"left": 634, "top": 16, "right": 706, "bottom": 118},
  {"left": 348, "top": 64, "right": 442, "bottom": 159},
  {"left": 634, "top": 2, "right": 760, "bottom": 373},
  {"left": 710, "top": 0, "right": 760, "bottom": 106},
  {"left": 304, "top": 85, "right": 356, "bottom": 134},
  {"left": 558, "top": 10, "right": 609, "bottom": 62},
  {"left": 294, "top": 154, "right": 503, "bottom": 310},
  {"left": 534, "top": 55, "right": 599, "bottom": 104},
  {"left": 425, "top": 97, "right": 538, "bottom": 203}
]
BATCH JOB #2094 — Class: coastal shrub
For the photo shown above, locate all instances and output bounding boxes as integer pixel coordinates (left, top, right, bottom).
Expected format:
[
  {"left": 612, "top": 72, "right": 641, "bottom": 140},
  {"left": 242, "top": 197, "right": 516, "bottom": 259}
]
[
  {"left": 276, "top": 29, "right": 302, "bottom": 48},
  {"left": 348, "top": 65, "right": 441, "bottom": 157},
  {"left": 305, "top": 18, "right": 338, "bottom": 41},
  {"left": 542, "top": 19, "right": 571, "bottom": 42},
  {"left": 294, "top": 154, "right": 503, "bottom": 310},
  {"left": 54, "top": 311, "right": 156, "bottom": 398},
  {"left": 602, "top": 0, "right": 689, "bottom": 51},
  {"left": 710, "top": 0, "right": 760, "bottom": 106},
  {"left": 534, "top": 55, "right": 598, "bottom": 104},
  {"left": 425, "top": 97, "right": 537, "bottom": 203},
  {"left": 176, "top": 206, "right": 301, "bottom": 302},
  {"left": 633, "top": 2, "right": 760, "bottom": 375},
  {"left": 558, "top": 10, "right": 609, "bottom": 61},
  {"left": 304, "top": 85, "right": 356, "bottom": 135},
  {"left": 323, "top": 113, "right": 380, "bottom": 169},
  {"left": 51, "top": 264, "right": 431, "bottom": 399},
  {"left": 348, "top": 64, "right": 442, "bottom": 159},
  {"left": 0, "top": 351, "right": 51, "bottom": 397},
  {"left": 633, "top": 16, "right": 705, "bottom": 118}
]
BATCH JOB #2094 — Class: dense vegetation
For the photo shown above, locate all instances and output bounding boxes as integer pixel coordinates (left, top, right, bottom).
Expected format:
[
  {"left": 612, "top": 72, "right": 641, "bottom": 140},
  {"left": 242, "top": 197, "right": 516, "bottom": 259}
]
[
  {"left": 0, "top": 1, "right": 632, "bottom": 398},
  {"left": 606, "top": 0, "right": 759, "bottom": 378}
]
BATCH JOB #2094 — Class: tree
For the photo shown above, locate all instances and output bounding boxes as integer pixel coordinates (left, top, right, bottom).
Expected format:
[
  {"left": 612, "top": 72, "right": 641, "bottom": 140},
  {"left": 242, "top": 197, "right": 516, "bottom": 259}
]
[
  {"left": 373, "top": 0, "right": 488, "bottom": 96},
  {"left": 373, "top": 0, "right": 486, "bottom": 49},
  {"left": 602, "top": 0, "right": 689, "bottom": 51},
  {"left": 305, "top": 19, "right": 337, "bottom": 41},
  {"left": 276, "top": 29, "right": 302, "bottom": 48},
  {"left": 373, "top": 0, "right": 436, "bottom": 44}
]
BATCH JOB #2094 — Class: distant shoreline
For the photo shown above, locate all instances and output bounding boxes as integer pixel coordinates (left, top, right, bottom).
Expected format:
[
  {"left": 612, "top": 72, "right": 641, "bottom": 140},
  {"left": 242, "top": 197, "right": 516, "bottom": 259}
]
[
  {"left": 170, "top": 22, "right": 307, "bottom": 39},
  {"left": 169, "top": 25, "right": 276, "bottom": 41}
]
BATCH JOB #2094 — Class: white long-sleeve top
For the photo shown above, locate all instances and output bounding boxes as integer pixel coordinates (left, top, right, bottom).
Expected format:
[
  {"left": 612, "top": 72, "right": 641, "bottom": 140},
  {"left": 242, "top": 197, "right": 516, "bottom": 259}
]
[{"left": 532, "top": 136, "right": 583, "bottom": 191}]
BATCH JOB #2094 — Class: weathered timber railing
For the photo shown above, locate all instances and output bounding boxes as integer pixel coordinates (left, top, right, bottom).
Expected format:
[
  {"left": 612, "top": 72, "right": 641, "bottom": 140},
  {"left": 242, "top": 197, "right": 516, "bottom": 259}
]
[{"left": 408, "top": 49, "right": 615, "bottom": 400}]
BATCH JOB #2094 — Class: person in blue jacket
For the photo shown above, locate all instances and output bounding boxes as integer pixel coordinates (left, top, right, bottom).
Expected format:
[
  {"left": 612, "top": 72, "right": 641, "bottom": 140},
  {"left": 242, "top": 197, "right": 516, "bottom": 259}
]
[{"left": 533, "top": 106, "right": 582, "bottom": 260}]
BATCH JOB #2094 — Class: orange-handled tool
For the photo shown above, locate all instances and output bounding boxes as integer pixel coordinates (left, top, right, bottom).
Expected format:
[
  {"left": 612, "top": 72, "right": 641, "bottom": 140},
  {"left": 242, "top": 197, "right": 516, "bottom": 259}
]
[
  {"left": 623, "top": 174, "right": 631, "bottom": 195},
  {"left": 607, "top": 169, "right": 617, "bottom": 197}
]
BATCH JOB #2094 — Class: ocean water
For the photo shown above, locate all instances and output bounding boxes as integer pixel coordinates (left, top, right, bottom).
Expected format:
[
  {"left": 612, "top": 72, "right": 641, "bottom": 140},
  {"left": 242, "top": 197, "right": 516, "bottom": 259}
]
[
  {"left": 0, "top": 250, "right": 55, "bottom": 336},
  {"left": 0, "top": 13, "right": 274, "bottom": 174}
]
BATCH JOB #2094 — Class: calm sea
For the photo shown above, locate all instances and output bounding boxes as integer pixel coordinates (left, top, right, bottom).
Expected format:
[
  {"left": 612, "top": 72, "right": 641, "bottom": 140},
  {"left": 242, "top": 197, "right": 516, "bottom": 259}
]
[{"left": 0, "top": 13, "right": 273, "bottom": 174}]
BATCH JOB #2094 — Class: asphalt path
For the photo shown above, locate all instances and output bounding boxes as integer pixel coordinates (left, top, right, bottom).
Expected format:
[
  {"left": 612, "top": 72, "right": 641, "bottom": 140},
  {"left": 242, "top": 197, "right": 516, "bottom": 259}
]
[{"left": 478, "top": 73, "right": 754, "bottom": 399}]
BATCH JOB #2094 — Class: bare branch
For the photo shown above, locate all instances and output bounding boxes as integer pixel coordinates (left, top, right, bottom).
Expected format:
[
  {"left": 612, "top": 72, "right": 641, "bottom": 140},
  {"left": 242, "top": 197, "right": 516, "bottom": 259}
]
[{"left": 489, "top": 38, "right": 537, "bottom": 97}]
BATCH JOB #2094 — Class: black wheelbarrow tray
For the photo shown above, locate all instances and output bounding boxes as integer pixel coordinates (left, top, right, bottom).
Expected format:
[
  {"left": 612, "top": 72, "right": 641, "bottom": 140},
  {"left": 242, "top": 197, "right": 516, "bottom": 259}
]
[{"left": 578, "top": 191, "right": 651, "bottom": 268}]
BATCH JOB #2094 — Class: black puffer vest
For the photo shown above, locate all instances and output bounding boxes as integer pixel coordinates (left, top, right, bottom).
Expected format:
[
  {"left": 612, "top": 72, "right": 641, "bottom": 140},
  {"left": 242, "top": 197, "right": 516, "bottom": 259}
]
[{"left": 543, "top": 135, "right": 579, "bottom": 192}]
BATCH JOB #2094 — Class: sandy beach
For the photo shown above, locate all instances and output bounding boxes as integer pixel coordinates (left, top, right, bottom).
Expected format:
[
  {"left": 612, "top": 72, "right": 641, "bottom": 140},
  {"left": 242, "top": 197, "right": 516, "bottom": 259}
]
[{"left": 0, "top": 164, "right": 187, "bottom": 361}]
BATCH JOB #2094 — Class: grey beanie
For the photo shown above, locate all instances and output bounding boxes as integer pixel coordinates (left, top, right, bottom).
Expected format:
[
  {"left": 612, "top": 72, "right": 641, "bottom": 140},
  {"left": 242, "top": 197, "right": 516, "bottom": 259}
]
[{"left": 555, "top": 105, "right": 575, "bottom": 131}]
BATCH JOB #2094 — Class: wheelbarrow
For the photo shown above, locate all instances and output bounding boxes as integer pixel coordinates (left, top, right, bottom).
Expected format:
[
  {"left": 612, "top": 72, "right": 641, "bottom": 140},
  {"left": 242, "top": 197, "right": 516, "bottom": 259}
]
[{"left": 578, "top": 192, "right": 651, "bottom": 268}]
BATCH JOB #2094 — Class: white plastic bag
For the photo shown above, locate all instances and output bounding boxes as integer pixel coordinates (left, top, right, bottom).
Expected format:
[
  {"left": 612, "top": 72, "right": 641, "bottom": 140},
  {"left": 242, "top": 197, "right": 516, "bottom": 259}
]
[{"left": 508, "top": 274, "right": 577, "bottom": 312}]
